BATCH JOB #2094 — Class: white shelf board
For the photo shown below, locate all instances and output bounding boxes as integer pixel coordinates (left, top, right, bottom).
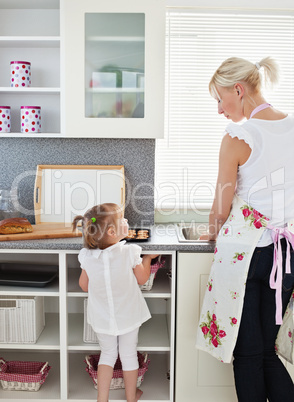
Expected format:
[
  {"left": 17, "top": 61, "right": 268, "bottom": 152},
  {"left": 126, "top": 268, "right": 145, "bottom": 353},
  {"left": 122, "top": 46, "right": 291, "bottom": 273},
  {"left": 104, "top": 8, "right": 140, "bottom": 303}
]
[
  {"left": 87, "top": 36, "right": 144, "bottom": 42},
  {"left": 86, "top": 87, "right": 144, "bottom": 93},
  {"left": 0, "top": 278, "right": 59, "bottom": 296},
  {"left": 0, "top": 87, "right": 61, "bottom": 94},
  {"left": 0, "top": 36, "right": 60, "bottom": 48},
  {"left": 68, "top": 313, "right": 170, "bottom": 352},
  {"left": 0, "top": 133, "right": 64, "bottom": 138},
  {"left": 67, "top": 268, "right": 171, "bottom": 299},
  {"left": 0, "top": 313, "right": 60, "bottom": 350},
  {"left": 0, "top": 350, "right": 60, "bottom": 400},
  {"left": 0, "top": 0, "right": 59, "bottom": 9},
  {"left": 68, "top": 352, "right": 171, "bottom": 401}
]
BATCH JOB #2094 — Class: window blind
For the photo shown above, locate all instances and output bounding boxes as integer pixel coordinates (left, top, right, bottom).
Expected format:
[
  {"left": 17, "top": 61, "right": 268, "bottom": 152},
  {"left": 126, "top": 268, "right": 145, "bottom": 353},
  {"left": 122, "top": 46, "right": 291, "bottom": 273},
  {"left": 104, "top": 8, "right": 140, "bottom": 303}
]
[{"left": 155, "top": 10, "right": 294, "bottom": 211}]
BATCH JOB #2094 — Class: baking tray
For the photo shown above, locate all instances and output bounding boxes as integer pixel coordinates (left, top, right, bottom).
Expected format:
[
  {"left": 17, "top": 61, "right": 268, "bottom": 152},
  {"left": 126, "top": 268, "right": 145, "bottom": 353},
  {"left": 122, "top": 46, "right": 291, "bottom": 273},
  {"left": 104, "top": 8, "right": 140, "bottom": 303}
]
[
  {"left": 124, "top": 228, "right": 151, "bottom": 242},
  {"left": 0, "top": 263, "right": 58, "bottom": 287}
]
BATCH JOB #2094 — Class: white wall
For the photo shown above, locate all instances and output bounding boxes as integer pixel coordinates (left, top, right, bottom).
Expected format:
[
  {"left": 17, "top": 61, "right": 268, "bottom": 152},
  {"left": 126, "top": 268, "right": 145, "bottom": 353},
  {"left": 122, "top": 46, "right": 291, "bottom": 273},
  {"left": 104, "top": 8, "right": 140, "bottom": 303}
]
[{"left": 166, "top": 0, "right": 294, "bottom": 10}]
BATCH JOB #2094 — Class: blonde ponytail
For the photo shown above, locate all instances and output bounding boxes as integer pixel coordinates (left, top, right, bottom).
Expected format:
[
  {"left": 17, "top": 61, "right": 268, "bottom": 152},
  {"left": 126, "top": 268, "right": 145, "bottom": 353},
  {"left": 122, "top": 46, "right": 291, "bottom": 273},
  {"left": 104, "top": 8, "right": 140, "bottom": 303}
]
[{"left": 209, "top": 56, "right": 279, "bottom": 96}]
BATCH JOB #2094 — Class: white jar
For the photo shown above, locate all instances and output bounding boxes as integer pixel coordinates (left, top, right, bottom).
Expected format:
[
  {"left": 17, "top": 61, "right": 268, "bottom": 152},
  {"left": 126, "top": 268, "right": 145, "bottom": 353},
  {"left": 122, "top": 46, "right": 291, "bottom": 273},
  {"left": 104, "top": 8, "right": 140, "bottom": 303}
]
[
  {"left": 0, "top": 106, "right": 11, "bottom": 133},
  {"left": 10, "top": 61, "right": 31, "bottom": 87},
  {"left": 21, "top": 106, "right": 41, "bottom": 133}
]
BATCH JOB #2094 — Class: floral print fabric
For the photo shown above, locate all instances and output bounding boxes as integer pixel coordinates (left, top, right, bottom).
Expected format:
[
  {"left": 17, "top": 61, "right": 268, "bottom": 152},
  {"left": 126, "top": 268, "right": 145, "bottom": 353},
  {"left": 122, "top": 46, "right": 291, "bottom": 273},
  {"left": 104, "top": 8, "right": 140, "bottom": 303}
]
[{"left": 195, "top": 194, "right": 294, "bottom": 363}]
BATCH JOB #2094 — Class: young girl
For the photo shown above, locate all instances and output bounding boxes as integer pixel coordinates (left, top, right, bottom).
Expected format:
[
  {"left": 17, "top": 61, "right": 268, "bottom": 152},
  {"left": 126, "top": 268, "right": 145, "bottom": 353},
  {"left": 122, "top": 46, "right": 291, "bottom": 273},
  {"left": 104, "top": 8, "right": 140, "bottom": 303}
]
[{"left": 72, "top": 203, "right": 158, "bottom": 402}]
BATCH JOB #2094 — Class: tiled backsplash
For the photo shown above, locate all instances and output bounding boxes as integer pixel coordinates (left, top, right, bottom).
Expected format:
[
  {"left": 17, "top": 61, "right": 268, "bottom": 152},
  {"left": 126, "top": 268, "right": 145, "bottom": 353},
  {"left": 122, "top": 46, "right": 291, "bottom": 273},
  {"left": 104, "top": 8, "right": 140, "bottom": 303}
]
[{"left": 0, "top": 138, "right": 155, "bottom": 226}]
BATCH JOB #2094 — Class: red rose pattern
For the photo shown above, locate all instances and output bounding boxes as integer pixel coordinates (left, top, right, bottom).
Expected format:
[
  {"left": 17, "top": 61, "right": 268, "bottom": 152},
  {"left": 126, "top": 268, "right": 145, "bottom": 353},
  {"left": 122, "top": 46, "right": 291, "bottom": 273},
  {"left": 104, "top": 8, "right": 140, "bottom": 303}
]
[{"left": 200, "top": 311, "right": 227, "bottom": 348}]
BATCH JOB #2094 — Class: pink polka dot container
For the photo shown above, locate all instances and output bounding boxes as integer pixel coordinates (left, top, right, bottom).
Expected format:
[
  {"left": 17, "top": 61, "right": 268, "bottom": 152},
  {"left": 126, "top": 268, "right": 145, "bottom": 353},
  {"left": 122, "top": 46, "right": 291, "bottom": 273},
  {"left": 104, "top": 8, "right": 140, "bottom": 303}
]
[
  {"left": 10, "top": 61, "right": 31, "bottom": 87},
  {"left": 0, "top": 106, "right": 11, "bottom": 133},
  {"left": 21, "top": 106, "right": 41, "bottom": 133}
]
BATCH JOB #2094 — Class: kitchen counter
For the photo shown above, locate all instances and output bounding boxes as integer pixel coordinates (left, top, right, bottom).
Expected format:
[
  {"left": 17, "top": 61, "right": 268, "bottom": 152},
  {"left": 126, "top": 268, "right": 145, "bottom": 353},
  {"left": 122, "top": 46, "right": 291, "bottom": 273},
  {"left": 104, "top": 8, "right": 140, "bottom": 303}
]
[{"left": 0, "top": 224, "right": 215, "bottom": 252}]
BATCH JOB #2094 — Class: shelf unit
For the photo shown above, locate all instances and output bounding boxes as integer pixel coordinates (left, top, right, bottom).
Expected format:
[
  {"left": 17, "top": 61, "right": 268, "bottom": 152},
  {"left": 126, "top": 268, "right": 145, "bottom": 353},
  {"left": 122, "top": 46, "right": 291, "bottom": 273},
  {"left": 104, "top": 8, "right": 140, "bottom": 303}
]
[
  {"left": 0, "top": 0, "right": 62, "bottom": 137},
  {"left": 0, "top": 249, "right": 175, "bottom": 402}
]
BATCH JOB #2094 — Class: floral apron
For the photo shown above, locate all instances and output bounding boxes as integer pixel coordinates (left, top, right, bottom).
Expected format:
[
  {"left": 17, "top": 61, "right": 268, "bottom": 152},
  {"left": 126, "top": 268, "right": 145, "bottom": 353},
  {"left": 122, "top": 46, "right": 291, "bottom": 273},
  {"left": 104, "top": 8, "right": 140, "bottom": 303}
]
[{"left": 195, "top": 194, "right": 294, "bottom": 364}]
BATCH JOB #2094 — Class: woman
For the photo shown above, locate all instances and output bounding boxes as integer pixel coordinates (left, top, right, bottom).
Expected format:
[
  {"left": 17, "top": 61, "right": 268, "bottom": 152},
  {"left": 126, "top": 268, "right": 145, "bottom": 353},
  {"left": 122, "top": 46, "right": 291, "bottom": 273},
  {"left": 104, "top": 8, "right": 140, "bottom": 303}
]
[{"left": 196, "top": 57, "right": 294, "bottom": 401}]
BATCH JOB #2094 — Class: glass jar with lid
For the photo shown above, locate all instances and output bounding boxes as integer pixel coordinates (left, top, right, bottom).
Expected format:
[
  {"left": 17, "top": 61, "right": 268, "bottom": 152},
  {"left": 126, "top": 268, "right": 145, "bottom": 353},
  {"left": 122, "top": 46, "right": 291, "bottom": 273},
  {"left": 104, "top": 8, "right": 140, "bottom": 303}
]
[{"left": 0, "top": 189, "right": 20, "bottom": 220}]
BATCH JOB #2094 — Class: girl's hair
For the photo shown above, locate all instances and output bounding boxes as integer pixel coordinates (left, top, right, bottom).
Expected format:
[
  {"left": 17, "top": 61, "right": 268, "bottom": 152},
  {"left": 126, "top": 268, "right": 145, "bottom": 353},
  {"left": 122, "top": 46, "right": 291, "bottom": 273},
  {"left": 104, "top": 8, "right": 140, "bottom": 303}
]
[
  {"left": 209, "top": 56, "right": 279, "bottom": 98},
  {"left": 72, "top": 203, "right": 122, "bottom": 249}
]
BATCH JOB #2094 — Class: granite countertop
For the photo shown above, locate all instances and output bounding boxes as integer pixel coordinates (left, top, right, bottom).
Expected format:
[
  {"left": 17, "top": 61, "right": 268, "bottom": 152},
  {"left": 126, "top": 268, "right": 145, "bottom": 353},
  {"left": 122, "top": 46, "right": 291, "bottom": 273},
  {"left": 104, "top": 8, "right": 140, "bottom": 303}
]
[{"left": 0, "top": 224, "right": 215, "bottom": 252}]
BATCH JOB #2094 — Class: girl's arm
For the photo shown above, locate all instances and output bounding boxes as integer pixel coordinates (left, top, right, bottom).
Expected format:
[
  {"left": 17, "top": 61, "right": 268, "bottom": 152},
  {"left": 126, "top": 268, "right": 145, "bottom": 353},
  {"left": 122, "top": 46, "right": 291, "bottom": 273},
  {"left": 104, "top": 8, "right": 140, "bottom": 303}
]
[
  {"left": 79, "top": 269, "right": 89, "bottom": 292},
  {"left": 133, "top": 254, "right": 159, "bottom": 285},
  {"left": 206, "top": 134, "right": 250, "bottom": 241}
]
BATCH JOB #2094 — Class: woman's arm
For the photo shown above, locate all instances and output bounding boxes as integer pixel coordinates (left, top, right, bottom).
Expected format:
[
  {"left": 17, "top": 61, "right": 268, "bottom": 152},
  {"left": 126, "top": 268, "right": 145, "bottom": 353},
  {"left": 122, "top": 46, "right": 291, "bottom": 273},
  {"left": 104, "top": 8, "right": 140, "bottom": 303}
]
[
  {"left": 79, "top": 269, "right": 89, "bottom": 292},
  {"left": 133, "top": 254, "right": 159, "bottom": 285},
  {"left": 207, "top": 134, "right": 250, "bottom": 240}
]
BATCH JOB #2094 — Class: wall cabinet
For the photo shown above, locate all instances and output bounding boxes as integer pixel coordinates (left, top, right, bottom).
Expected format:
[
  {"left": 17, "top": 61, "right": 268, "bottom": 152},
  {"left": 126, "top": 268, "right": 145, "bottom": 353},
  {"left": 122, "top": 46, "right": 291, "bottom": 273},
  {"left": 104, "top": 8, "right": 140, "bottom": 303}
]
[
  {"left": 0, "top": 0, "right": 61, "bottom": 137},
  {"left": 0, "top": 249, "right": 175, "bottom": 402},
  {"left": 175, "top": 252, "right": 294, "bottom": 402},
  {"left": 62, "top": 0, "right": 165, "bottom": 138}
]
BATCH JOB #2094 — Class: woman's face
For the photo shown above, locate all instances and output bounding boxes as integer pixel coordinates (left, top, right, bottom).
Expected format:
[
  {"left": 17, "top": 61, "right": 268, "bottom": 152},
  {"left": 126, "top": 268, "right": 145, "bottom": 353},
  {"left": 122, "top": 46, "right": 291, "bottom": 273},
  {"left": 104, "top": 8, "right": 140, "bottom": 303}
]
[{"left": 215, "top": 85, "right": 244, "bottom": 122}]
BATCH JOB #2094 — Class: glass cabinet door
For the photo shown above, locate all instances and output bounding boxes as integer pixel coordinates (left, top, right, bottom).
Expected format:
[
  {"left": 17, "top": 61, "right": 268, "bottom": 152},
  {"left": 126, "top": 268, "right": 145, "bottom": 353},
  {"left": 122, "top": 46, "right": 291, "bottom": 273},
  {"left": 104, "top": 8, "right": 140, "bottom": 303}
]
[
  {"left": 63, "top": 0, "right": 165, "bottom": 138},
  {"left": 85, "top": 13, "right": 145, "bottom": 119}
]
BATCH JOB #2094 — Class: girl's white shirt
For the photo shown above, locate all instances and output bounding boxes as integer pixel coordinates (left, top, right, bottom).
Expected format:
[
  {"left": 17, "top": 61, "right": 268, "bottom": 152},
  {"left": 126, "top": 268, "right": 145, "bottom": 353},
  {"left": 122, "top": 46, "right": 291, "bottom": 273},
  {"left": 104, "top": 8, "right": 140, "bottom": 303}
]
[
  {"left": 78, "top": 241, "right": 151, "bottom": 336},
  {"left": 226, "top": 115, "right": 294, "bottom": 246}
]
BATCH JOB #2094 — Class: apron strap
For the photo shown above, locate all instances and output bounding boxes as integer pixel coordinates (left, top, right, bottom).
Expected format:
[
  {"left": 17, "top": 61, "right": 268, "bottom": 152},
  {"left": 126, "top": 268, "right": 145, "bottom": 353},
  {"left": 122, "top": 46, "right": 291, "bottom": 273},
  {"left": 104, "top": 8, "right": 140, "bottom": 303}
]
[{"left": 267, "top": 224, "right": 294, "bottom": 325}]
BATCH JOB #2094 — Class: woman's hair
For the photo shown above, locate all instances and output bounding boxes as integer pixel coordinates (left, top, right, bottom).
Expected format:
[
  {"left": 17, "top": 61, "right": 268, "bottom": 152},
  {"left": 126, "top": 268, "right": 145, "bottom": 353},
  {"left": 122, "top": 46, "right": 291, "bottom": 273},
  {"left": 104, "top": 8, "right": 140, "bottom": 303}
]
[
  {"left": 209, "top": 56, "right": 279, "bottom": 98},
  {"left": 72, "top": 203, "right": 122, "bottom": 249}
]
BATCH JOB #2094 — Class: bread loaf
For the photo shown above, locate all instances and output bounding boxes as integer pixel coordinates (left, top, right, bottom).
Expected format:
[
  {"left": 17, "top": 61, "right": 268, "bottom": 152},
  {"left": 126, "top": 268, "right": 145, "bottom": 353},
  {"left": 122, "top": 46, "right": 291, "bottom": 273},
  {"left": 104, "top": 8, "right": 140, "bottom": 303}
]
[{"left": 0, "top": 217, "right": 33, "bottom": 234}]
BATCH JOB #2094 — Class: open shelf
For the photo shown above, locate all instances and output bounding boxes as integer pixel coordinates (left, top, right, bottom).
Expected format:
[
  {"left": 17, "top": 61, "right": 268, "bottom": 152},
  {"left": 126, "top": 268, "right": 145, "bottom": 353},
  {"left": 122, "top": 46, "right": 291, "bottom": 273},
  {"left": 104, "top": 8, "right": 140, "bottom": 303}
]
[
  {"left": 68, "top": 352, "right": 170, "bottom": 401},
  {"left": 0, "top": 278, "right": 59, "bottom": 296},
  {"left": 0, "top": 87, "right": 60, "bottom": 94},
  {"left": 0, "top": 37, "right": 60, "bottom": 48},
  {"left": 67, "top": 268, "right": 171, "bottom": 299},
  {"left": 0, "top": 313, "right": 60, "bottom": 350},
  {"left": 0, "top": 350, "right": 60, "bottom": 400},
  {"left": 68, "top": 314, "right": 170, "bottom": 352}
]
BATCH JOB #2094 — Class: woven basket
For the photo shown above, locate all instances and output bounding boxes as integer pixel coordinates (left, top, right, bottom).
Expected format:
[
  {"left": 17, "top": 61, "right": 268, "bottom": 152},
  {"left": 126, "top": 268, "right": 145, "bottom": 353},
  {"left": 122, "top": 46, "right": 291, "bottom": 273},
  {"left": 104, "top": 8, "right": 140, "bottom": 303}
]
[
  {"left": 0, "top": 358, "right": 51, "bottom": 391},
  {"left": 85, "top": 352, "right": 150, "bottom": 390},
  {"left": 139, "top": 256, "right": 166, "bottom": 291},
  {"left": 0, "top": 296, "right": 45, "bottom": 343}
]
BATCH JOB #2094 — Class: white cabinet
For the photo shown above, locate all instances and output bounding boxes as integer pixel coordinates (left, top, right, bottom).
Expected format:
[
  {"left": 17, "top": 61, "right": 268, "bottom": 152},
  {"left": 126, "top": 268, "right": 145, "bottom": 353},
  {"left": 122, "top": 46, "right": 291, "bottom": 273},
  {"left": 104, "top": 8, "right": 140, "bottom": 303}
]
[
  {"left": 62, "top": 0, "right": 165, "bottom": 138},
  {"left": 175, "top": 252, "right": 294, "bottom": 402},
  {"left": 0, "top": 0, "right": 62, "bottom": 137},
  {"left": 0, "top": 249, "right": 175, "bottom": 402}
]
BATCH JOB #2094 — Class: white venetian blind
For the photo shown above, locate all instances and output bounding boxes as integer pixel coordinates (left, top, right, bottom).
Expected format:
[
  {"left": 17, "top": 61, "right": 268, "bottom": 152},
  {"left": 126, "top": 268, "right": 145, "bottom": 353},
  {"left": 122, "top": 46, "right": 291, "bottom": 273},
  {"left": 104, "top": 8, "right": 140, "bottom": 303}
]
[{"left": 155, "top": 10, "right": 294, "bottom": 210}]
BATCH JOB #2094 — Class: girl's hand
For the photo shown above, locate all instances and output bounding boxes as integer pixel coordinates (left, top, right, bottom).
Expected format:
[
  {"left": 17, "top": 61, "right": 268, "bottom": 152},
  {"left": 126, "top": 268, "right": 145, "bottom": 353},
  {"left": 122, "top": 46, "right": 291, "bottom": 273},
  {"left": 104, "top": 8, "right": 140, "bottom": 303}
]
[{"left": 147, "top": 254, "right": 160, "bottom": 259}]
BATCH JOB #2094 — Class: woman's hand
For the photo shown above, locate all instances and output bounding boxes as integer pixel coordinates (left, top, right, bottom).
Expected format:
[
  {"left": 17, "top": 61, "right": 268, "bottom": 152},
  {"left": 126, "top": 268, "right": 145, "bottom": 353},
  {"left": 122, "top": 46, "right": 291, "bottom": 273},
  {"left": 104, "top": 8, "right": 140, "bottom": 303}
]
[{"left": 199, "top": 233, "right": 210, "bottom": 241}]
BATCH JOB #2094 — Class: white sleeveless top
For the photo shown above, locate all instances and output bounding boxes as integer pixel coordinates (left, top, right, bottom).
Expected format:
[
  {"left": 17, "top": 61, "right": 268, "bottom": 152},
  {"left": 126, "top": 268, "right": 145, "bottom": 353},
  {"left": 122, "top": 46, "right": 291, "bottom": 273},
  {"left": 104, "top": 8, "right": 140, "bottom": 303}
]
[{"left": 226, "top": 115, "right": 294, "bottom": 246}]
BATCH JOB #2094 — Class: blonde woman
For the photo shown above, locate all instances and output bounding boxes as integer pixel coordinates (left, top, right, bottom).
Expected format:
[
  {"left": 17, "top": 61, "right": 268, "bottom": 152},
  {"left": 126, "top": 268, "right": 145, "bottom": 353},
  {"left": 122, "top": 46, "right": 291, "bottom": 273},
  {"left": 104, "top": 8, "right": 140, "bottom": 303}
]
[{"left": 196, "top": 57, "right": 294, "bottom": 401}]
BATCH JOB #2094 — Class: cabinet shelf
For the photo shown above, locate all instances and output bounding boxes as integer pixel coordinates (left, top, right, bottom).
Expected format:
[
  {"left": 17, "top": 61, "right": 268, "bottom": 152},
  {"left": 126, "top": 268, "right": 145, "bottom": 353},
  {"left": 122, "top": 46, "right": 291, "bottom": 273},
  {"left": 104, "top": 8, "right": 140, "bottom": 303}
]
[
  {"left": 68, "top": 352, "right": 170, "bottom": 401},
  {"left": 68, "top": 313, "right": 170, "bottom": 352},
  {"left": 0, "top": 278, "right": 59, "bottom": 296},
  {"left": 86, "top": 87, "right": 144, "bottom": 93},
  {"left": 67, "top": 268, "right": 171, "bottom": 299},
  {"left": 0, "top": 36, "right": 60, "bottom": 48},
  {"left": 87, "top": 35, "right": 144, "bottom": 42},
  {"left": 0, "top": 350, "right": 60, "bottom": 400},
  {"left": 0, "top": 87, "right": 60, "bottom": 94},
  {"left": 0, "top": 313, "right": 60, "bottom": 350}
]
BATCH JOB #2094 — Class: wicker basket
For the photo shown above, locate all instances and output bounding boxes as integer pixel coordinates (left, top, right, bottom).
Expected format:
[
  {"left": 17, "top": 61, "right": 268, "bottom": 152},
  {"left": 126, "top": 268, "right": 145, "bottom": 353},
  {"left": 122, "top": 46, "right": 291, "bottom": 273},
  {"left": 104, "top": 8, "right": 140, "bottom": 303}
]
[
  {"left": 0, "top": 296, "right": 45, "bottom": 343},
  {"left": 83, "top": 298, "right": 99, "bottom": 343},
  {"left": 85, "top": 352, "right": 150, "bottom": 390},
  {"left": 139, "top": 256, "right": 166, "bottom": 291},
  {"left": 0, "top": 358, "right": 51, "bottom": 391}
]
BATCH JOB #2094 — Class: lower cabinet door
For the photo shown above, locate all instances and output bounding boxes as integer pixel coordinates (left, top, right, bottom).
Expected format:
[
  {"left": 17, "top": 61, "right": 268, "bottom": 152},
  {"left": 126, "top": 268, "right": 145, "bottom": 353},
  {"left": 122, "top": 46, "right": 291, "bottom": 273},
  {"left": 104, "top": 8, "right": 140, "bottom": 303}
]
[{"left": 175, "top": 252, "right": 237, "bottom": 402}]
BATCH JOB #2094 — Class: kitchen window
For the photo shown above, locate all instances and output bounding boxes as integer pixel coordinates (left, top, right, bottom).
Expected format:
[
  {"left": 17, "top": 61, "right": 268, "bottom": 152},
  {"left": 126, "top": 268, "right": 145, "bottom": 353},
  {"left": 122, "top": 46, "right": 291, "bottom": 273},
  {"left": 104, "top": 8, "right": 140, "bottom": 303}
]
[{"left": 155, "top": 9, "right": 294, "bottom": 216}]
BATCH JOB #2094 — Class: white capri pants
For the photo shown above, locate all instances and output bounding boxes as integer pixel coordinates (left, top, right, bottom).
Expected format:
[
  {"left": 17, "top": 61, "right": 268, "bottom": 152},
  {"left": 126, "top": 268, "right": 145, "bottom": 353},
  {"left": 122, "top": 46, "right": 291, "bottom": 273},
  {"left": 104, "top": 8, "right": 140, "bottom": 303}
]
[{"left": 96, "top": 327, "right": 139, "bottom": 371}]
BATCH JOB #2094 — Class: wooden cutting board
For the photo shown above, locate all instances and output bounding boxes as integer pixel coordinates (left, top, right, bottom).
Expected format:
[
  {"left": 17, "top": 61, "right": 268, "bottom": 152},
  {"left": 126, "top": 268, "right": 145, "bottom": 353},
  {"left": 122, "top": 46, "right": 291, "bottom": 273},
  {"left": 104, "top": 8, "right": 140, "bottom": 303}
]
[{"left": 0, "top": 223, "right": 82, "bottom": 242}]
